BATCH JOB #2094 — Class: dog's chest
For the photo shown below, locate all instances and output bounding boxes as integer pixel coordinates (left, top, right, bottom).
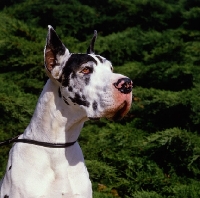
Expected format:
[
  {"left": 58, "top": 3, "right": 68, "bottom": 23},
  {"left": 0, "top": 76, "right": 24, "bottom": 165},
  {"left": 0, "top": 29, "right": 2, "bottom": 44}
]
[{"left": 1, "top": 144, "right": 92, "bottom": 198}]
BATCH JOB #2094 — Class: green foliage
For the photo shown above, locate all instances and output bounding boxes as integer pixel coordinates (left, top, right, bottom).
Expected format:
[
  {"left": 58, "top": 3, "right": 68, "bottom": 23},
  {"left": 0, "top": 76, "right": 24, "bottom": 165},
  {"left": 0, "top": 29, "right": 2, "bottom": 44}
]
[
  {"left": 130, "top": 87, "right": 197, "bottom": 132},
  {"left": 86, "top": 160, "right": 117, "bottom": 184},
  {"left": 183, "top": 7, "right": 200, "bottom": 30},
  {"left": 93, "top": 191, "right": 115, "bottom": 198},
  {"left": 132, "top": 190, "right": 162, "bottom": 198},
  {"left": 80, "top": 123, "right": 200, "bottom": 197},
  {"left": 143, "top": 128, "right": 200, "bottom": 177},
  {"left": 0, "top": 0, "right": 200, "bottom": 197},
  {"left": 2, "top": 0, "right": 97, "bottom": 40}
]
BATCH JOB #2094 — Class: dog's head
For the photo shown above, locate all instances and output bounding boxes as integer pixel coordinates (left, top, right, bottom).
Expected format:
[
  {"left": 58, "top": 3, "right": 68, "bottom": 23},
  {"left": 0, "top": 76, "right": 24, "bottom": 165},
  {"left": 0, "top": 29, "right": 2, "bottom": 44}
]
[{"left": 44, "top": 26, "right": 132, "bottom": 120}]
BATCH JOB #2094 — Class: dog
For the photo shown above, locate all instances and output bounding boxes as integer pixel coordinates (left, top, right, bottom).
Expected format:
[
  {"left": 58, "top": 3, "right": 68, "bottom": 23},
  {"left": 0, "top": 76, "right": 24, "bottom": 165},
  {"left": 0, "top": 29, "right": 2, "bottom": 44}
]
[{"left": 0, "top": 26, "right": 132, "bottom": 198}]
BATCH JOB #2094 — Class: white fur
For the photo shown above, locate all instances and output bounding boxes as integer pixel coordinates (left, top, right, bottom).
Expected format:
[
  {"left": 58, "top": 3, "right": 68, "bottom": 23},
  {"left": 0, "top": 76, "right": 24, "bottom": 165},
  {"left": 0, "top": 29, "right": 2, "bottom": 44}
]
[{"left": 0, "top": 80, "right": 92, "bottom": 198}]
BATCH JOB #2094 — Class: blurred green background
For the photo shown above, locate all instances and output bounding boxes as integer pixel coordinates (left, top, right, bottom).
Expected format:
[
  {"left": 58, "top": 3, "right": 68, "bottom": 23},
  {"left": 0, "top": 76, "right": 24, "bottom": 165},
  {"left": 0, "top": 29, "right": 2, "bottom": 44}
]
[{"left": 0, "top": 0, "right": 200, "bottom": 197}]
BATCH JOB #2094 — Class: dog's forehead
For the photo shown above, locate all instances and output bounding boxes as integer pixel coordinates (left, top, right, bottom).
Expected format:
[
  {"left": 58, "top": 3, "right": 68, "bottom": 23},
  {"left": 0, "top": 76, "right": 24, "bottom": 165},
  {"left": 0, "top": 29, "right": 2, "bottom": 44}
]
[
  {"left": 89, "top": 54, "right": 111, "bottom": 66},
  {"left": 64, "top": 54, "right": 96, "bottom": 69},
  {"left": 90, "top": 54, "right": 106, "bottom": 63},
  {"left": 65, "top": 53, "right": 110, "bottom": 69}
]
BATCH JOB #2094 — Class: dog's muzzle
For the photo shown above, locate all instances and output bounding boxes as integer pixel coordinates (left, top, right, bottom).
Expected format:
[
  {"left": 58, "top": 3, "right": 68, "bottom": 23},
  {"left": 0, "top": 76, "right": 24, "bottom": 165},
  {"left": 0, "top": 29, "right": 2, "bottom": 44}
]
[{"left": 113, "top": 78, "right": 133, "bottom": 94}]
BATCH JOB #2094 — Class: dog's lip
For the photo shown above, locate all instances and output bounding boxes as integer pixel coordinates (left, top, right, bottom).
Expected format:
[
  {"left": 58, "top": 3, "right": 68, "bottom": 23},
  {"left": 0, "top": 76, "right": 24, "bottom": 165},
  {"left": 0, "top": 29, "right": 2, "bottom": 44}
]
[
  {"left": 112, "top": 101, "right": 128, "bottom": 121},
  {"left": 88, "top": 117, "right": 100, "bottom": 121}
]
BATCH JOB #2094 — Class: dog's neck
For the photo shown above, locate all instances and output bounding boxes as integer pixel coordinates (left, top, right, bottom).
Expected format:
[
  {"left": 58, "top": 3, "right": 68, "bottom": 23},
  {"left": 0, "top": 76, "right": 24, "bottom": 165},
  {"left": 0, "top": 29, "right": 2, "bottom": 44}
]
[{"left": 23, "top": 79, "right": 88, "bottom": 143}]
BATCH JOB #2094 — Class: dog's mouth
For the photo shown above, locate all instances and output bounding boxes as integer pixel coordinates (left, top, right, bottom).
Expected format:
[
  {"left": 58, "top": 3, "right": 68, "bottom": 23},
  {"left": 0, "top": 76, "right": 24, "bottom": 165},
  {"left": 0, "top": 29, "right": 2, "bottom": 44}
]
[
  {"left": 111, "top": 101, "right": 128, "bottom": 121},
  {"left": 88, "top": 101, "right": 129, "bottom": 121},
  {"left": 88, "top": 117, "right": 100, "bottom": 121},
  {"left": 102, "top": 101, "right": 128, "bottom": 121}
]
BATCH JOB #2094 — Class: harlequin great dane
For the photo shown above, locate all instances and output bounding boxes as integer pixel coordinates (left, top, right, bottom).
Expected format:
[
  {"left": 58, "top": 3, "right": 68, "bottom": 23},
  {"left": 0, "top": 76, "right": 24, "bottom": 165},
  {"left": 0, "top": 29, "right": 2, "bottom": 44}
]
[{"left": 0, "top": 26, "right": 132, "bottom": 198}]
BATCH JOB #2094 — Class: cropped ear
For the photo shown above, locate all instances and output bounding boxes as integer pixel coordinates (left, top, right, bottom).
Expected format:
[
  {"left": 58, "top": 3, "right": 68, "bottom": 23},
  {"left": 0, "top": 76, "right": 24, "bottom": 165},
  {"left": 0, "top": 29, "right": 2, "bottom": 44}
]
[
  {"left": 44, "top": 25, "right": 70, "bottom": 79},
  {"left": 87, "top": 30, "right": 97, "bottom": 54}
]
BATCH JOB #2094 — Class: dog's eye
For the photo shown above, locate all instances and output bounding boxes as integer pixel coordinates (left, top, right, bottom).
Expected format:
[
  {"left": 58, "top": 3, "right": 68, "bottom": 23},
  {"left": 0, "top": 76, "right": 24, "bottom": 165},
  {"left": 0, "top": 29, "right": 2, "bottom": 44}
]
[{"left": 80, "top": 67, "right": 91, "bottom": 74}]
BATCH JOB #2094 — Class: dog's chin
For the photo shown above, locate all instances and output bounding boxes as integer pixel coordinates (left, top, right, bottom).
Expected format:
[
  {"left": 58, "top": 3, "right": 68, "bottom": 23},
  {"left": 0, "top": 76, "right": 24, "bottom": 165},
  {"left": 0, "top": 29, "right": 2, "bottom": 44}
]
[
  {"left": 111, "top": 103, "right": 128, "bottom": 121},
  {"left": 105, "top": 101, "right": 130, "bottom": 121}
]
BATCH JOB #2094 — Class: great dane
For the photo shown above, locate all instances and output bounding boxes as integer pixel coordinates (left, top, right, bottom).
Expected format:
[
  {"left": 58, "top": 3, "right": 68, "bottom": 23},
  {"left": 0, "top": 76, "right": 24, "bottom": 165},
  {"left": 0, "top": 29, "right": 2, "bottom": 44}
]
[{"left": 0, "top": 26, "right": 132, "bottom": 198}]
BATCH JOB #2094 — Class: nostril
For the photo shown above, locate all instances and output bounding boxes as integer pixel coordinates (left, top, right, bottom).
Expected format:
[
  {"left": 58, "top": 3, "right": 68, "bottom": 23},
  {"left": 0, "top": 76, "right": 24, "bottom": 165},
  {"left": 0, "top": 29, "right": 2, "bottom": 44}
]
[
  {"left": 113, "top": 78, "right": 133, "bottom": 94},
  {"left": 124, "top": 79, "right": 133, "bottom": 88}
]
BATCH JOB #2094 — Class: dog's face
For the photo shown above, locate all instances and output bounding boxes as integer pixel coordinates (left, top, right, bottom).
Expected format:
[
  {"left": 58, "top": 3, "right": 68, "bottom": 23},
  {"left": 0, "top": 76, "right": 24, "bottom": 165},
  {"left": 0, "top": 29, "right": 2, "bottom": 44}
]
[{"left": 44, "top": 26, "right": 132, "bottom": 120}]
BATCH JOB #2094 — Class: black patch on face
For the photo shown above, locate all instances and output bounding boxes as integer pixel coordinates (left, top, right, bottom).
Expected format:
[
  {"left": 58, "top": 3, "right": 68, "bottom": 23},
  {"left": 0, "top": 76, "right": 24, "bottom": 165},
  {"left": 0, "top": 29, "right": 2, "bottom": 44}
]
[
  {"left": 9, "top": 165, "right": 12, "bottom": 171},
  {"left": 92, "top": 101, "right": 98, "bottom": 111},
  {"left": 62, "top": 54, "right": 97, "bottom": 87},
  {"left": 4, "top": 195, "right": 9, "bottom": 198},
  {"left": 95, "top": 55, "right": 104, "bottom": 63},
  {"left": 69, "top": 93, "right": 90, "bottom": 107},
  {"left": 71, "top": 71, "right": 77, "bottom": 79},
  {"left": 82, "top": 95, "right": 86, "bottom": 100}
]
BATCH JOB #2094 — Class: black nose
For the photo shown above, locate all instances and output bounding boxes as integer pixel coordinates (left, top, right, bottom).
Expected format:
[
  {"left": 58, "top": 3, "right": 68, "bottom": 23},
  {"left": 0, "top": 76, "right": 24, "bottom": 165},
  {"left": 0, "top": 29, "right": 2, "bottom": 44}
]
[{"left": 113, "top": 78, "right": 133, "bottom": 94}]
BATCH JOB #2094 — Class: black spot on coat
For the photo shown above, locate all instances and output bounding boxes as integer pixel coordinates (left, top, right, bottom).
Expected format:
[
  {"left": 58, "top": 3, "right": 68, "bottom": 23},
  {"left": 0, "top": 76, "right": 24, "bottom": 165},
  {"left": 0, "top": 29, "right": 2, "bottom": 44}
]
[
  {"left": 63, "top": 96, "right": 69, "bottom": 105},
  {"left": 92, "top": 101, "right": 98, "bottom": 111},
  {"left": 69, "top": 93, "right": 90, "bottom": 107},
  {"left": 95, "top": 55, "right": 104, "bottom": 63},
  {"left": 68, "top": 86, "right": 73, "bottom": 92},
  {"left": 85, "top": 77, "right": 90, "bottom": 85}
]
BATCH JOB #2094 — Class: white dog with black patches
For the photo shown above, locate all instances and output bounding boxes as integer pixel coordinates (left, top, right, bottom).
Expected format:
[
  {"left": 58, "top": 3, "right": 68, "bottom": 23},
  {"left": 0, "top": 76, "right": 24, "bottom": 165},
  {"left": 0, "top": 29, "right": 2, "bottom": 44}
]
[{"left": 0, "top": 26, "right": 132, "bottom": 198}]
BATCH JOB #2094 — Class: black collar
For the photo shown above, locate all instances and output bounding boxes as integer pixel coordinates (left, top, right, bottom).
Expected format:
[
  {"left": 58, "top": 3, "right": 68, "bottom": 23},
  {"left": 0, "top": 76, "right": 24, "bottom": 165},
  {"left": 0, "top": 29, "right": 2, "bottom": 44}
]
[{"left": 0, "top": 135, "right": 76, "bottom": 148}]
